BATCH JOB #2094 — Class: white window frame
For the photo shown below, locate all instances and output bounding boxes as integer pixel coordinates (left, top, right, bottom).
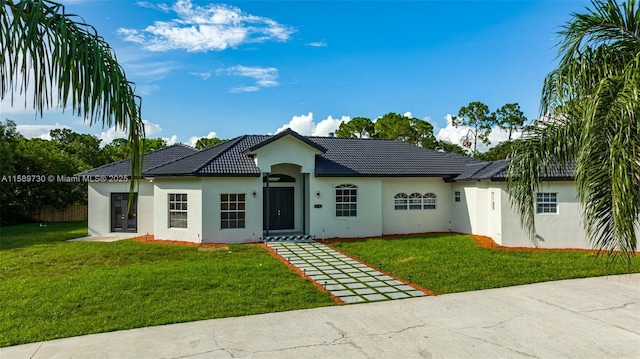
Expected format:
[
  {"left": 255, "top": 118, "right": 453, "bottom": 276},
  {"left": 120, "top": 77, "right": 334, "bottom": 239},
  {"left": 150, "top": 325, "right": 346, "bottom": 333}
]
[
  {"left": 536, "top": 192, "right": 558, "bottom": 214},
  {"left": 335, "top": 184, "right": 357, "bottom": 217},
  {"left": 221, "top": 193, "right": 246, "bottom": 229},
  {"left": 423, "top": 193, "right": 437, "bottom": 210},
  {"left": 409, "top": 193, "right": 423, "bottom": 210},
  {"left": 168, "top": 193, "right": 188, "bottom": 228},
  {"left": 394, "top": 193, "right": 408, "bottom": 210}
]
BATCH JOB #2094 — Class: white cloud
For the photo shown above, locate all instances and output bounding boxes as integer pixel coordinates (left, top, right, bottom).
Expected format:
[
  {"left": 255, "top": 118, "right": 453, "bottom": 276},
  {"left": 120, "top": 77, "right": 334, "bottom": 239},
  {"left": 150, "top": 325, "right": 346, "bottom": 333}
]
[
  {"left": 119, "top": 0, "right": 294, "bottom": 52},
  {"left": 125, "top": 61, "right": 177, "bottom": 80},
  {"left": 229, "top": 86, "right": 260, "bottom": 93},
  {"left": 306, "top": 41, "right": 327, "bottom": 47},
  {"left": 187, "top": 131, "right": 218, "bottom": 147},
  {"left": 276, "top": 113, "right": 315, "bottom": 135},
  {"left": 275, "top": 113, "right": 349, "bottom": 136},
  {"left": 163, "top": 135, "right": 178, "bottom": 146},
  {"left": 403, "top": 112, "right": 412, "bottom": 118},
  {"left": 98, "top": 119, "right": 165, "bottom": 146},
  {"left": 136, "top": 84, "right": 161, "bottom": 96},
  {"left": 190, "top": 72, "right": 211, "bottom": 80},
  {"left": 136, "top": 1, "right": 171, "bottom": 12},
  {"left": 98, "top": 126, "right": 127, "bottom": 145},
  {"left": 435, "top": 114, "right": 522, "bottom": 152},
  {"left": 314, "top": 115, "right": 350, "bottom": 136},
  {"left": 218, "top": 65, "right": 278, "bottom": 93},
  {"left": 16, "top": 123, "right": 70, "bottom": 139}
]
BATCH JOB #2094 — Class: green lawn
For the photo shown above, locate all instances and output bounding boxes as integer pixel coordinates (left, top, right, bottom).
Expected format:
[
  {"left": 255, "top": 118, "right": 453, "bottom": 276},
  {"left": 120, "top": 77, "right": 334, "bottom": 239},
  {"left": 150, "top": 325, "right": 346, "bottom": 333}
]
[
  {"left": 330, "top": 234, "right": 640, "bottom": 294},
  {"left": 0, "top": 222, "right": 335, "bottom": 347}
]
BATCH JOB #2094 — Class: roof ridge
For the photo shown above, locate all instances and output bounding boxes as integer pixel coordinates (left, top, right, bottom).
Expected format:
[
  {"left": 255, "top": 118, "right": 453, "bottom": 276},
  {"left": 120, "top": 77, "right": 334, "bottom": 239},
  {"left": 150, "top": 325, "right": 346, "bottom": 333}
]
[
  {"left": 142, "top": 138, "right": 237, "bottom": 175},
  {"left": 308, "top": 136, "right": 400, "bottom": 142},
  {"left": 138, "top": 143, "right": 199, "bottom": 172},
  {"left": 247, "top": 129, "right": 327, "bottom": 153},
  {"left": 80, "top": 144, "right": 191, "bottom": 175}
]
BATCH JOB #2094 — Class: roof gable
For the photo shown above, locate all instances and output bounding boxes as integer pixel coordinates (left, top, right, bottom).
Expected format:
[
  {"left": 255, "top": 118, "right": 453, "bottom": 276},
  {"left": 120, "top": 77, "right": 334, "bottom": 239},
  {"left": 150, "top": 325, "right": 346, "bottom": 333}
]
[{"left": 245, "top": 128, "right": 327, "bottom": 154}]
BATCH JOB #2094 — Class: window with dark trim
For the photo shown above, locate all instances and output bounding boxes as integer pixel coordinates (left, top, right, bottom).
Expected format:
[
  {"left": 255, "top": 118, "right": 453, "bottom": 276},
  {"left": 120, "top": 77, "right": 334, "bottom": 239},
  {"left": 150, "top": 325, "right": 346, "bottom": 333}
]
[
  {"left": 221, "top": 193, "right": 246, "bottom": 229},
  {"left": 536, "top": 193, "right": 557, "bottom": 214},
  {"left": 335, "top": 184, "right": 357, "bottom": 217},
  {"left": 454, "top": 191, "right": 461, "bottom": 202},
  {"left": 168, "top": 193, "right": 188, "bottom": 228}
]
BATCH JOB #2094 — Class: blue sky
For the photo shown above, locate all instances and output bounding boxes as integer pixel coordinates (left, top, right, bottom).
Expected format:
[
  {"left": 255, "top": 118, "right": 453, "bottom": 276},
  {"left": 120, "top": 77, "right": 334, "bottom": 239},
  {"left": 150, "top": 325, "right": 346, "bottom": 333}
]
[{"left": 3, "top": 0, "right": 592, "bottom": 150}]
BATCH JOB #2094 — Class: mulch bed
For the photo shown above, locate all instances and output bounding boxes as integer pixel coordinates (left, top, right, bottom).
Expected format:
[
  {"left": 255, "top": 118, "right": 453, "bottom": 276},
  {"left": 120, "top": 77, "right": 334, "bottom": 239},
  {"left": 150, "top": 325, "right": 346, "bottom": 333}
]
[{"left": 320, "top": 232, "right": 623, "bottom": 254}]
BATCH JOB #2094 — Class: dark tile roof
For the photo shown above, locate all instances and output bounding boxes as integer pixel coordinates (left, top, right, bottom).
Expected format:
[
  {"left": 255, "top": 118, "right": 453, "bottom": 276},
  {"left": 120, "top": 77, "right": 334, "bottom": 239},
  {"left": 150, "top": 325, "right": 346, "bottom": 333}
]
[
  {"left": 79, "top": 144, "right": 198, "bottom": 177},
  {"left": 83, "top": 131, "right": 487, "bottom": 178},
  {"left": 311, "top": 137, "right": 481, "bottom": 177},
  {"left": 145, "top": 136, "right": 260, "bottom": 177},
  {"left": 452, "top": 160, "right": 575, "bottom": 182}
]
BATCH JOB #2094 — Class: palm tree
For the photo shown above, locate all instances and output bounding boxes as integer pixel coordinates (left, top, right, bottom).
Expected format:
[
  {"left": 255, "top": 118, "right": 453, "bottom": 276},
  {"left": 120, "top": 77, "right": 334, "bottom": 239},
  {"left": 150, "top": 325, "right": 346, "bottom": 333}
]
[
  {"left": 508, "top": 0, "right": 639, "bottom": 257},
  {"left": 1, "top": 0, "right": 144, "bottom": 182}
]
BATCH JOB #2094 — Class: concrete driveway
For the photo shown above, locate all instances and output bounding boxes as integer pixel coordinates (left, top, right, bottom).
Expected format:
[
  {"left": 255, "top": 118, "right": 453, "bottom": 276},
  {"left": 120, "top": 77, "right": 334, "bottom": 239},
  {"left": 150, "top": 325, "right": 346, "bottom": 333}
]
[{"left": 2, "top": 274, "right": 638, "bottom": 359}]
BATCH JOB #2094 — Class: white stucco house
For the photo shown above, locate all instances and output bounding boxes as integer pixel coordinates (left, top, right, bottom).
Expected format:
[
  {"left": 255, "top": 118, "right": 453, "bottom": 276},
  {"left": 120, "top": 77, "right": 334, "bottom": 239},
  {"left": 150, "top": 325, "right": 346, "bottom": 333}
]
[{"left": 80, "top": 128, "right": 620, "bottom": 249}]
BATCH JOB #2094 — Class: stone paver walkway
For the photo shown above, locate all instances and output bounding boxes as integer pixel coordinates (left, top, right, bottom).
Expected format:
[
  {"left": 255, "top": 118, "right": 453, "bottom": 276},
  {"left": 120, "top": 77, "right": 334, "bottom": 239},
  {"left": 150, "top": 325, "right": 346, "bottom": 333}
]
[{"left": 266, "top": 241, "right": 425, "bottom": 303}]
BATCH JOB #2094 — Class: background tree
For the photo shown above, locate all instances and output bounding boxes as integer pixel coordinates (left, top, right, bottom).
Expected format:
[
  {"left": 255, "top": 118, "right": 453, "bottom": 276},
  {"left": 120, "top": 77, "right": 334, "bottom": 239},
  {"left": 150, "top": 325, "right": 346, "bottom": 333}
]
[
  {"left": 452, "top": 101, "right": 496, "bottom": 156},
  {"left": 335, "top": 117, "right": 375, "bottom": 138},
  {"left": 195, "top": 137, "right": 226, "bottom": 149},
  {"left": 434, "top": 140, "right": 468, "bottom": 155},
  {"left": 49, "top": 128, "right": 108, "bottom": 168},
  {"left": 0, "top": 119, "right": 19, "bottom": 175},
  {"left": 374, "top": 112, "right": 412, "bottom": 141},
  {"left": 507, "top": 0, "right": 640, "bottom": 255},
  {"left": 103, "top": 138, "right": 167, "bottom": 162},
  {"left": 1, "top": 121, "right": 90, "bottom": 225},
  {"left": 408, "top": 117, "right": 436, "bottom": 149},
  {"left": 495, "top": 103, "right": 527, "bottom": 140},
  {"left": 476, "top": 139, "right": 521, "bottom": 161},
  {"left": 1, "top": 0, "right": 144, "bottom": 182}
]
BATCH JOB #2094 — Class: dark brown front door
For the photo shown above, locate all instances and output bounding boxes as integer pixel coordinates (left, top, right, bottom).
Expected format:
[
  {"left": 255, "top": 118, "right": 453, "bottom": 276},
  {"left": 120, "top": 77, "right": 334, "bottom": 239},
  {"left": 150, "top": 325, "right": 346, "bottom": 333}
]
[{"left": 264, "top": 187, "right": 294, "bottom": 230}]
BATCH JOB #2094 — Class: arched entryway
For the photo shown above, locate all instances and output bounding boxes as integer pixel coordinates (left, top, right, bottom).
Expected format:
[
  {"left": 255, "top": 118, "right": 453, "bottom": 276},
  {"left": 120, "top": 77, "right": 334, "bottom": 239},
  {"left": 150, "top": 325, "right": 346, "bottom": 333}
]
[{"left": 262, "top": 164, "right": 309, "bottom": 237}]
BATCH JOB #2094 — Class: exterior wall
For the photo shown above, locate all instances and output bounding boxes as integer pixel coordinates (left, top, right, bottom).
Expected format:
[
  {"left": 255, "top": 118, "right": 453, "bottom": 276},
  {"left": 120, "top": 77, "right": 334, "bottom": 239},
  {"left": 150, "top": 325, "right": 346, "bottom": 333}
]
[
  {"left": 309, "top": 177, "right": 383, "bottom": 239},
  {"left": 499, "top": 181, "right": 590, "bottom": 249},
  {"left": 87, "top": 180, "right": 154, "bottom": 236},
  {"left": 453, "top": 180, "right": 640, "bottom": 250},
  {"left": 381, "top": 178, "right": 452, "bottom": 235},
  {"left": 201, "top": 177, "right": 263, "bottom": 244},
  {"left": 454, "top": 181, "right": 585, "bottom": 247},
  {"left": 153, "top": 178, "right": 203, "bottom": 243},
  {"left": 450, "top": 183, "right": 498, "bottom": 240}
]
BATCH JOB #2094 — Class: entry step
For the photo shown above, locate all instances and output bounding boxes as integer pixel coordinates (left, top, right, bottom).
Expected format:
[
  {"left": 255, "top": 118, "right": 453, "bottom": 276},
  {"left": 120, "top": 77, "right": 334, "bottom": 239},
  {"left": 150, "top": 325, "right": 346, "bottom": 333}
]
[{"left": 263, "top": 235, "right": 315, "bottom": 243}]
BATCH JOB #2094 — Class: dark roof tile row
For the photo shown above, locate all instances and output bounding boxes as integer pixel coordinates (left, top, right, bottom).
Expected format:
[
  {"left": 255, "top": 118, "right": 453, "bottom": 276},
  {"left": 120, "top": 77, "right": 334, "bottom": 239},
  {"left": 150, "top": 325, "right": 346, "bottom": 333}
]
[{"left": 85, "top": 131, "right": 574, "bottom": 181}]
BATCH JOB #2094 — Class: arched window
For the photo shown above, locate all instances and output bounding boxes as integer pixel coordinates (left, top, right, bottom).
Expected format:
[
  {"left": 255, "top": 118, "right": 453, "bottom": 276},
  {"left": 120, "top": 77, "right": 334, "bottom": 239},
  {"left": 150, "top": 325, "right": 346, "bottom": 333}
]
[
  {"left": 423, "top": 193, "right": 437, "bottom": 209},
  {"left": 409, "top": 193, "right": 423, "bottom": 210},
  {"left": 394, "top": 193, "right": 408, "bottom": 210},
  {"left": 335, "top": 184, "right": 357, "bottom": 217}
]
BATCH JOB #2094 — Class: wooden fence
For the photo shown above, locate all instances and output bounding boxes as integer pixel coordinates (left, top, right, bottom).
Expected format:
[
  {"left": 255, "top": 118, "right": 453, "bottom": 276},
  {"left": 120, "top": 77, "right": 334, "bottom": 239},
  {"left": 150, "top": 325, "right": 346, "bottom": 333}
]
[{"left": 30, "top": 204, "right": 88, "bottom": 222}]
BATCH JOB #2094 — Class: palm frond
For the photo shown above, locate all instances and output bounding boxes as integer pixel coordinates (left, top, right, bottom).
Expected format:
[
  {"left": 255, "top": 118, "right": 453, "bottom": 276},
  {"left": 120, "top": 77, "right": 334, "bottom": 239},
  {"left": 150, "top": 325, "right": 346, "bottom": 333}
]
[
  {"left": 0, "top": 0, "right": 143, "bottom": 184},
  {"left": 514, "top": 0, "right": 640, "bottom": 258}
]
